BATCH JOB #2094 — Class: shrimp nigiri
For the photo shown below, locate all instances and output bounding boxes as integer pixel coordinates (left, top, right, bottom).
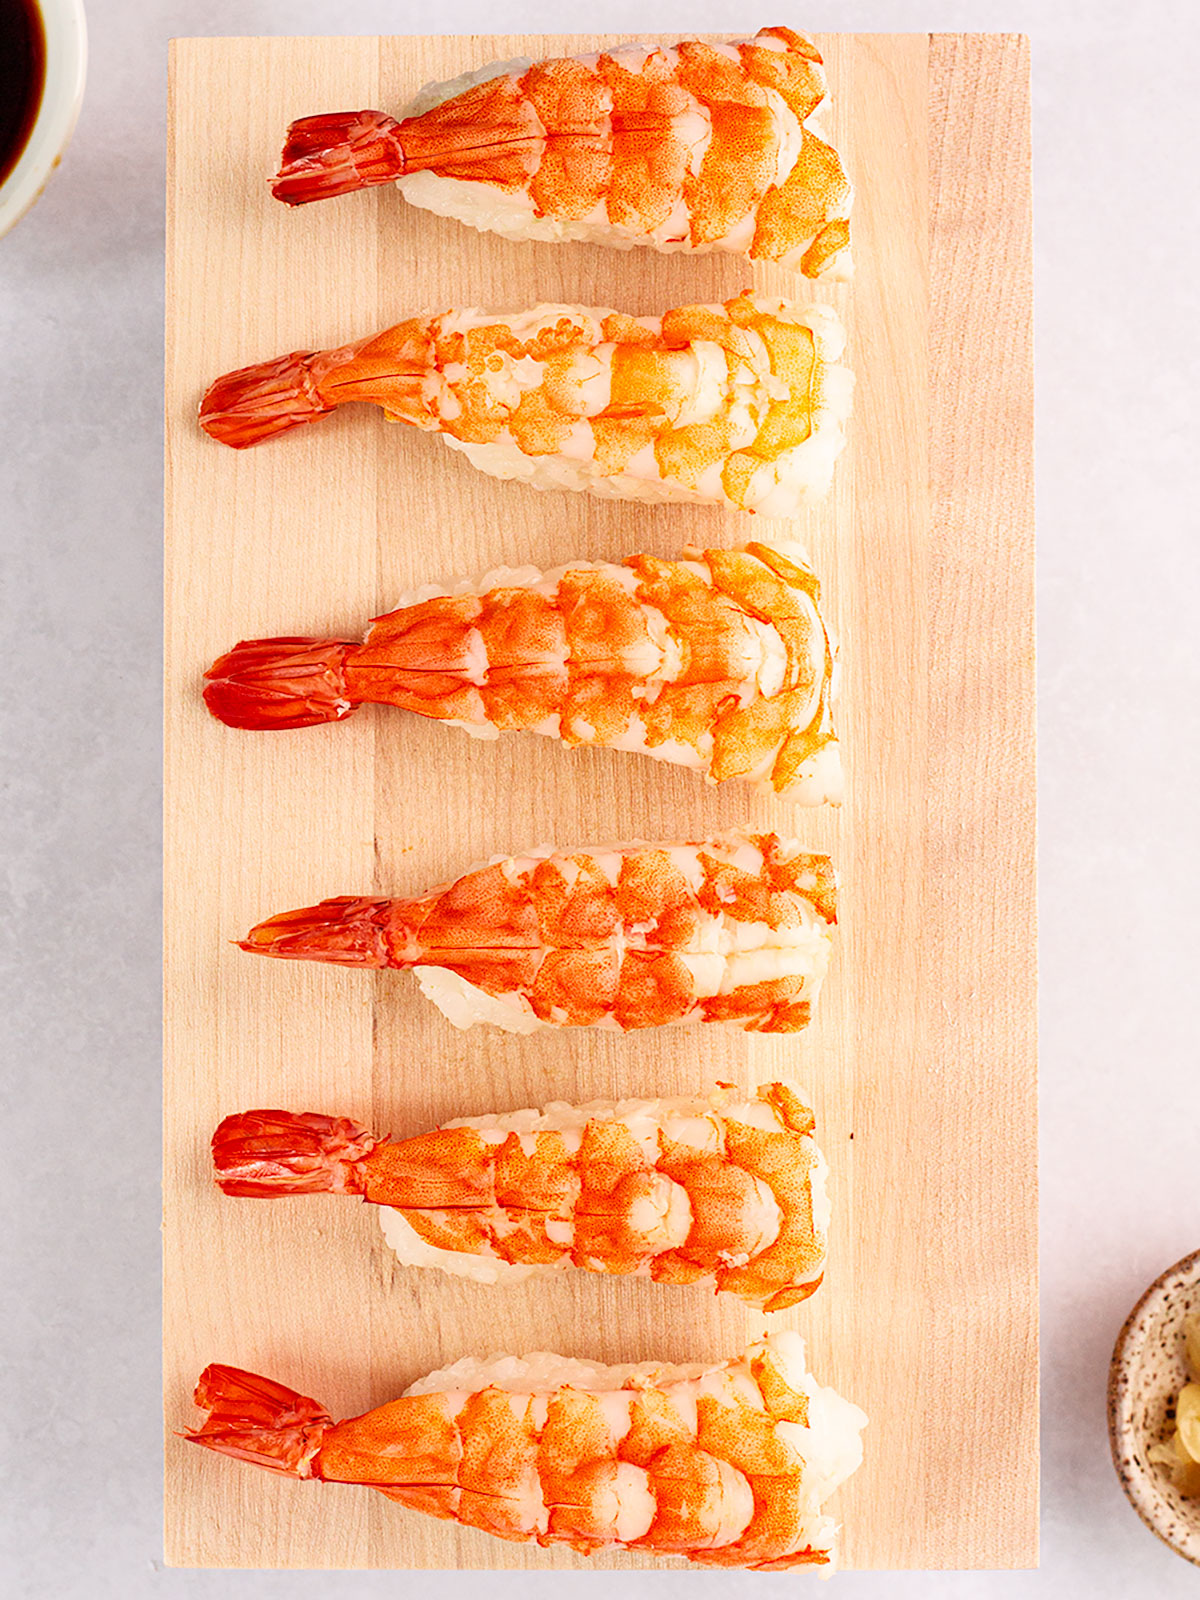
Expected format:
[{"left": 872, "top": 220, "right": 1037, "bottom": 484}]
[
  {"left": 271, "top": 27, "right": 853, "bottom": 282},
  {"left": 183, "top": 1332, "right": 867, "bottom": 1568},
  {"left": 203, "top": 542, "right": 840, "bottom": 804},
  {"left": 238, "top": 829, "right": 836, "bottom": 1035},
  {"left": 199, "top": 294, "right": 851, "bottom": 518},
  {"left": 213, "top": 1084, "right": 828, "bottom": 1312}
]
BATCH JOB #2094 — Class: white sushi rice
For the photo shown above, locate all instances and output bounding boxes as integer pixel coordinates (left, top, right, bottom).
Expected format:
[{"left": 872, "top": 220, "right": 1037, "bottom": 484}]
[
  {"left": 378, "top": 1087, "right": 828, "bottom": 1290},
  {"left": 401, "top": 57, "right": 536, "bottom": 119},
  {"left": 413, "top": 967, "right": 546, "bottom": 1034},
  {"left": 395, "top": 36, "right": 852, "bottom": 279},
  {"left": 402, "top": 1331, "right": 867, "bottom": 1564}
]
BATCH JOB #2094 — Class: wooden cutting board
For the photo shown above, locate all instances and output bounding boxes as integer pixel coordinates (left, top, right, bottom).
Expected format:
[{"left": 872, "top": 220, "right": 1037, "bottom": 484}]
[{"left": 164, "top": 32, "right": 1035, "bottom": 1570}]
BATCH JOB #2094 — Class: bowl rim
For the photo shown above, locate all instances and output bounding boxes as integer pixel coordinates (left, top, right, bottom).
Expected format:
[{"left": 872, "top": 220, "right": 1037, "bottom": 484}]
[
  {"left": 1108, "top": 1245, "right": 1200, "bottom": 1566},
  {"left": 0, "top": 0, "right": 89, "bottom": 240}
]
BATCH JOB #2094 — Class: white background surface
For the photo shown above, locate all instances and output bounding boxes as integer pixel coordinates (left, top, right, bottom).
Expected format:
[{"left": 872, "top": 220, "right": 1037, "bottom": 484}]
[{"left": 2, "top": 0, "right": 1198, "bottom": 1594}]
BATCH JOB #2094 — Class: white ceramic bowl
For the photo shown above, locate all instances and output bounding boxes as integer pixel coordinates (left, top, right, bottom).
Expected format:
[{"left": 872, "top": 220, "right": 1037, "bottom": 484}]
[
  {"left": 1109, "top": 1247, "right": 1200, "bottom": 1565},
  {"left": 0, "top": 0, "right": 87, "bottom": 239}
]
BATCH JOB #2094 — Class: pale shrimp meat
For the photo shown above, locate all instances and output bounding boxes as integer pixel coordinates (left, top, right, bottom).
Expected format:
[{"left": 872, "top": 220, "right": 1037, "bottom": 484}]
[
  {"left": 183, "top": 1331, "right": 867, "bottom": 1568},
  {"left": 203, "top": 542, "right": 840, "bottom": 804},
  {"left": 199, "top": 295, "right": 852, "bottom": 518},
  {"left": 272, "top": 28, "right": 853, "bottom": 281},
  {"left": 237, "top": 829, "right": 837, "bottom": 1035},
  {"left": 213, "top": 1084, "right": 828, "bottom": 1312}
]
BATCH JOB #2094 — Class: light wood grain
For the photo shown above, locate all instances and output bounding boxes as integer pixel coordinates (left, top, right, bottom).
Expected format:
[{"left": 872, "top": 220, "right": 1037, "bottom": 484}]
[
  {"left": 925, "top": 33, "right": 1037, "bottom": 1567},
  {"left": 164, "top": 32, "right": 1036, "bottom": 1570}
]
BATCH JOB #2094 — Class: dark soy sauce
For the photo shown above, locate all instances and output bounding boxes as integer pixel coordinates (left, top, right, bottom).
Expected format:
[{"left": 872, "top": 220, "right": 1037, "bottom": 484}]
[{"left": 0, "top": 0, "right": 45, "bottom": 188}]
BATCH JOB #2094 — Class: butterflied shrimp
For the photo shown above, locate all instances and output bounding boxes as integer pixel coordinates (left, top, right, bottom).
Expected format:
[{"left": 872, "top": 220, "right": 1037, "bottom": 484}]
[
  {"left": 237, "top": 829, "right": 836, "bottom": 1035},
  {"left": 271, "top": 27, "right": 853, "bottom": 281},
  {"left": 213, "top": 1084, "right": 828, "bottom": 1312},
  {"left": 182, "top": 1332, "right": 866, "bottom": 1568},
  {"left": 202, "top": 542, "right": 841, "bottom": 804},
  {"left": 198, "top": 294, "right": 851, "bottom": 517}
]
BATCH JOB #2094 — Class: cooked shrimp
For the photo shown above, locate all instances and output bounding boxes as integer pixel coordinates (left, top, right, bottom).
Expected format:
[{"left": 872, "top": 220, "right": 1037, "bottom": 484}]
[
  {"left": 203, "top": 542, "right": 840, "bottom": 804},
  {"left": 198, "top": 294, "right": 851, "bottom": 518},
  {"left": 182, "top": 1332, "right": 866, "bottom": 1568},
  {"left": 213, "top": 1084, "right": 828, "bottom": 1312},
  {"left": 272, "top": 27, "right": 853, "bottom": 281},
  {"left": 237, "top": 829, "right": 836, "bottom": 1034}
]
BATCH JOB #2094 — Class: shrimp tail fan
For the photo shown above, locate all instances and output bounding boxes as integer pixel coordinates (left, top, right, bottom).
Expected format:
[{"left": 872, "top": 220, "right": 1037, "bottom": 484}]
[
  {"left": 203, "top": 638, "right": 358, "bottom": 730},
  {"left": 212, "top": 1110, "right": 378, "bottom": 1197},
  {"left": 273, "top": 110, "right": 407, "bottom": 203},
  {"left": 238, "top": 897, "right": 396, "bottom": 967},
  {"left": 183, "top": 1365, "right": 331, "bottom": 1478}
]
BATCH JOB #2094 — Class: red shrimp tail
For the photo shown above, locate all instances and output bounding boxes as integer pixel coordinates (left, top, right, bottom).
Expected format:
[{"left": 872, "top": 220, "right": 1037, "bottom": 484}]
[
  {"left": 213, "top": 1110, "right": 378, "bottom": 1197},
  {"left": 184, "top": 1365, "right": 332, "bottom": 1477},
  {"left": 239, "top": 897, "right": 397, "bottom": 967},
  {"left": 204, "top": 638, "right": 359, "bottom": 730},
  {"left": 199, "top": 350, "right": 337, "bottom": 448},
  {"left": 272, "top": 110, "right": 406, "bottom": 203}
]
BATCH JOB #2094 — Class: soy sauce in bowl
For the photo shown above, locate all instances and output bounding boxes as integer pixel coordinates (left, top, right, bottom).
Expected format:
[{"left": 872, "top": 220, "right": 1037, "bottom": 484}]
[{"left": 0, "top": 0, "right": 46, "bottom": 188}]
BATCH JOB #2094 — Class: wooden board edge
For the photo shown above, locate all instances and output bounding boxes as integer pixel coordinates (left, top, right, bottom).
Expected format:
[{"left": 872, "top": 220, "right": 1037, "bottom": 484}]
[
  {"left": 162, "top": 35, "right": 178, "bottom": 1568},
  {"left": 927, "top": 31, "right": 1038, "bottom": 1569}
]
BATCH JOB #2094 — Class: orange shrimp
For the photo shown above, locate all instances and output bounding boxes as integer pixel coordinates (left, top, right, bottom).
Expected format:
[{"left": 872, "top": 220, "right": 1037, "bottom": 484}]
[
  {"left": 237, "top": 829, "right": 837, "bottom": 1035},
  {"left": 271, "top": 28, "right": 852, "bottom": 281},
  {"left": 212, "top": 1084, "right": 828, "bottom": 1312},
  {"left": 182, "top": 1332, "right": 866, "bottom": 1567},
  {"left": 203, "top": 542, "right": 840, "bottom": 804},
  {"left": 197, "top": 294, "right": 852, "bottom": 517}
]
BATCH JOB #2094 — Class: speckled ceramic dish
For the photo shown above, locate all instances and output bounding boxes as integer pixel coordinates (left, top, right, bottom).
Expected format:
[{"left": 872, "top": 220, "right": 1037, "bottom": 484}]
[{"left": 1109, "top": 1248, "right": 1200, "bottom": 1564}]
